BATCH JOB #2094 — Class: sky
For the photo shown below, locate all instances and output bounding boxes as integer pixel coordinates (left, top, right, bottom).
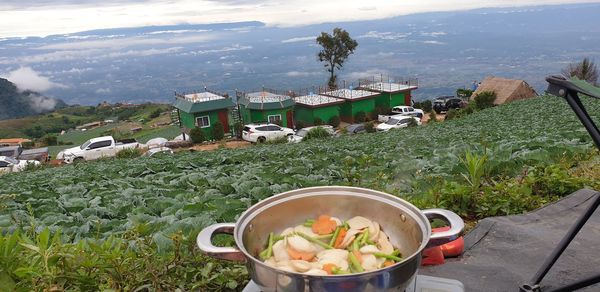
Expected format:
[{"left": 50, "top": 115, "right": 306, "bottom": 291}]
[{"left": 1, "top": 0, "right": 599, "bottom": 38}]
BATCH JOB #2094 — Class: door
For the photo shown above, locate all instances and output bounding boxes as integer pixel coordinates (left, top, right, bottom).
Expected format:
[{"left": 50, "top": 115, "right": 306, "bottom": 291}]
[
  {"left": 286, "top": 110, "right": 294, "bottom": 128},
  {"left": 218, "top": 110, "right": 230, "bottom": 133},
  {"left": 404, "top": 91, "right": 412, "bottom": 106}
]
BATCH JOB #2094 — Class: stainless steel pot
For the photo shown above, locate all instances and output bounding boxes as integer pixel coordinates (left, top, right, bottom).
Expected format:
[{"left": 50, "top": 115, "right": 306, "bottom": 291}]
[{"left": 197, "top": 186, "right": 464, "bottom": 291}]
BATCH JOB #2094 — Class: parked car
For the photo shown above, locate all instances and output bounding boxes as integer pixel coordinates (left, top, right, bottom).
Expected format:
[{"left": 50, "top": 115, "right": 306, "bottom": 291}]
[
  {"left": 242, "top": 123, "right": 294, "bottom": 143},
  {"left": 433, "top": 97, "right": 466, "bottom": 113},
  {"left": 288, "top": 125, "right": 335, "bottom": 143},
  {"left": 344, "top": 124, "right": 366, "bottom": 135},
  {"left": 376, "top": 115, "right": 422, "bottom": 131},
  {"left": 56, "top": 136, "right": 144, "bottom": 163},
  {"left": 390, "top": 106, "right": 424, "bottom": 118},
  {"left": 0, "top": 156, "right": 40, "bottom": 174},
  {"left": 0, "top": 145, "right": 49, "bottom": 162}
]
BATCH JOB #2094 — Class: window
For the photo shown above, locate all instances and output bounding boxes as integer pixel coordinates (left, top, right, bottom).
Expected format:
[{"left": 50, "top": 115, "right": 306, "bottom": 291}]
[
  {"left": 88, "top": 140, "right": 112, "bottom": 149},
  {"left": 268, "top": 125, "right": 281, "bottom": 131},
  {"left": 0, "top": 161, "right": 8, "bottom": 167},
  {"left": 196, "top": 116, "right": 210, "bottom": 128},
  {"left": 256, "top": 126, "right": 269, "bottom": 131},
  {"left": 268, "top": 114, "right": 282, "bottom": 124},
  {"left": 400, "top": 118, "right": 412, "bottom": 124}
]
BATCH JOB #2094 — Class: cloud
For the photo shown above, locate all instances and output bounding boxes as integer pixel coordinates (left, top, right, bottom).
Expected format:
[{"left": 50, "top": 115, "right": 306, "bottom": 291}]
[
  {"left": 281, "top": 36, "right": 315, "bottom": 43},
  {"left": 36, "top": 35, "right": 214, "bottom": 50},
  {"left": 185, "top": 44, "right": 252, "bottom": 55},
  {"left": 420, "top": 31, "right": 447, "bottom": 37},
  {"left": 359, "top": 31, "right": 411, "bottom": 40},
  {"left": 27, "top": 93, "right": 59, "bottom": 112},
  {"left": 285, "top": 71, "right": 320, "bottom": 77},
  {"left": 358, "top": 6, "right": 377, "bottom": 11},
  {"left": 95, "top": 88, "right": 111, "bottom": 94},
  {"left": 422, "top": 40, "right": 446, "bottom": 45},
  {"left": 343, "top": 69, "right": 390, "bottom": 81},
  {"left": 1, "top": 66, "right": 67, "bottom": 92}
]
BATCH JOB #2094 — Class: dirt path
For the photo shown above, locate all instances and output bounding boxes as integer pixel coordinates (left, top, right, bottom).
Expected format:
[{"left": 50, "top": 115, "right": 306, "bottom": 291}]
[
  {"left": 421, "top": 112, "right": 446, "bottom": 123},
  {"left": 187, "top": 140, "right": 251, "bottom": 152}
]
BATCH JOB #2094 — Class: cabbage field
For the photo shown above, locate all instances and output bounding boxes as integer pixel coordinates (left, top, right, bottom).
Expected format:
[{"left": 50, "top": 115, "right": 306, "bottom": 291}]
[{"left": 0, "top": 95, "right": 599, "bottom": 290}]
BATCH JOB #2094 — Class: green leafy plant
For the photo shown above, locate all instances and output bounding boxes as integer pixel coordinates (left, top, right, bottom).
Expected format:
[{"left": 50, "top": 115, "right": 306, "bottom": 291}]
[
  {"left": 363, "top": 121, "right": 375, "bottom": 133},
  {"left": 473, "top": 91, "right": 497, "bottom": 110},
  {"left": 459, "top": 150, "right": 488, "bottom": 189},
  {"left": 354, "top": 111, "right": 366, "bottom": 123},
  {"left": 116, "top": 148, "right": 142, "bottom": 159},
  {"left": 212, "top": 121, "right": 225, "bottom": 141},
  {"left": 189, "top": 127, "right": 206, "bottom": 144},
  {"left": 328, "top": 116, "right": 341, "bottom": 128},
  {"left": 303, "top": 127, "right": 332, "bottom": 141},
  {"left": 314, "top": 117, "right": 323, "bottom": 126}
]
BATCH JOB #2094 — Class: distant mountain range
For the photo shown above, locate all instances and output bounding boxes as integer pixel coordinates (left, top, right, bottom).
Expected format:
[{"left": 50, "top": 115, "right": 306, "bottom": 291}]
[
  {"left": 1, "top": 3, "right": 600, "bottom": 106},
  {"left": 0, "top": 78, "right": 66, "bottom": 120}
]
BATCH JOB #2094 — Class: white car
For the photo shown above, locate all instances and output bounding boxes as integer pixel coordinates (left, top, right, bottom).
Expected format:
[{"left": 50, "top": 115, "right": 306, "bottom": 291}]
[
  {"left": 391, "top": 106, "right": 424, "bottom": 118},
  {"left": 242, "top": 123, "right": 295, "bottom": 143},
  {"left": 56, "top": 136, "right": 144, "bottom": 163},
  {"left": 288, "top": 125, "right": 335, "bottom": 143},
  {"left": 0, "top": 156, "right": 40, "bottom": 174},
  {"left": 376, "top": 116, "right": 422, "bottom": 132}
]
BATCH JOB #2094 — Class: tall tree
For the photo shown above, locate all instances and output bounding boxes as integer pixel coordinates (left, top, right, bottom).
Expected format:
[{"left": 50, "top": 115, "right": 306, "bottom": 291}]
[
  {"left": 562, "top": 57, "right": 598, "bottom": 85},
  {"left": 317, "top": 28, "right": 358, "bottom": 89}
]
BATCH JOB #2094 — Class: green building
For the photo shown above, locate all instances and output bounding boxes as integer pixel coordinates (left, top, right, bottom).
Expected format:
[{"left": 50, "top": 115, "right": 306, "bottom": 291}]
[
  {"left": 293, "top": 94, "right": 344, "bottom": 126},
  {"left": 322, "top": 89, "right": 381, "bottom": 123},
  {"left": 173, "top": 91, "right": 235, "bottom": 139},
  {"left": 360, "top": 81, "right": 419, "bottom": 112},
  {"left": 236, "top": 91, "right": 295, "bottom": 128}
]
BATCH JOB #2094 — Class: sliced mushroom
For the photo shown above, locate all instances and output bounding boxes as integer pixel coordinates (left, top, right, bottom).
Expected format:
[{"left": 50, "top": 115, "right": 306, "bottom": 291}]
[
  {"left": 317, "top": 248, "right": 349, "bottom": 261},
  {"left": 294, "top": 225, "right": 317, "bottom": 237},
  {"left": 290, "top": 260, "right": 312, "bottom": 273},
  {"left": 287, "top": 235, "right": 315, "bottom": 253},
  {"left": 330, "top": 216, "right": 342, "bottom": 226},
  {"left": 280, "top": 227, "right": 294, "bottom": 236},
  {"left": 359, "top": 245, "right": 380, "bottom": 254},
  {"left": 361, "top": 254, "right": 378, "bottom": 271},
  {"left": 368, "top": 221, "right": 380, "bottom": 241},
  {"left": 377, "top": 231, "right": 394, "bottom": 254},
  {"left": 346, "top": 216, "right": 372, "bottom": 230},
  {"left": 273, "top": 240, "right": 290, "bottom": 262},
  {"left": 339, "top": 229, "right": 361, "bottom": 248},
  {"left": 304, "top": 268, "right": 328, "bottom": 276},
  {"left": 264, "top": 257, "right": 277, "bottom": 267}
]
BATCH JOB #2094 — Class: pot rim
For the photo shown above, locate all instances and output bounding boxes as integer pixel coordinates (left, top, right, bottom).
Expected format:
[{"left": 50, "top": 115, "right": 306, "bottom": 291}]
[{"left": 232, "top": 186, "right": 432, "bottom": 277}]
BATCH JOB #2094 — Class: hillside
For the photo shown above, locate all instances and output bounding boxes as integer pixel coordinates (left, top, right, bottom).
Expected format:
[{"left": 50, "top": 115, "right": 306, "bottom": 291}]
[
  {"left": 0, "top": 95, "right": 598, "bottom": 290},
  {"left": 0, "top": 78, "right": 66, "bottom": 120}
]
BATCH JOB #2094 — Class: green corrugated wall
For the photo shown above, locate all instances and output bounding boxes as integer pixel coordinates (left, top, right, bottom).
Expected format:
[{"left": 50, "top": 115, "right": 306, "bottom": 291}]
[
  {"left": 294, "top": 105, "right": 340, "bottom": 125},
  {"left": 240, "top": 106, "right": 293, "bottom": 127},
  {"left": 179, "top": 110, "right": 221, "bottom": 140}
]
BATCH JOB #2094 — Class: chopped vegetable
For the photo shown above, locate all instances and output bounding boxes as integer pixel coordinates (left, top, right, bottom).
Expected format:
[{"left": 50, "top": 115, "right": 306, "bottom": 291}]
[
  {"left": 322, "top": 263, "right": 338, "bottom": 275},
  {"left": 348, "top": 251, "right": 364, "bottom": 273},
  {"left": 311, "top": 215, "right": 337, "bottom": 235},
  {"left": 296, "top": 232, "right": 333, "bottom": 249},
  {"left": 303, "top": 219, "right": 316, "bottom": 227},
  {"left": 259, "top": 232, "right": 275, "bottom": 260},
  {"left": 372, "top": 252, "right": 402, "bottom": 262},
  {"left": 286, "top": 246, "right": 315, "bottom": 261},
  {"left": 333, "top": 228, "right": 347, "bottom": 249},
  {"left": 329, "top": 226, "right": 341, "bottom": 246},
  {"left": 383, "top": 260, "right": 395, "bottom": 267}
]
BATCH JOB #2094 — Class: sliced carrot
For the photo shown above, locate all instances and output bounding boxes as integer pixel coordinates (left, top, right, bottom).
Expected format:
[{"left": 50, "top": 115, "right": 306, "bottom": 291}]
[
  {"left": 322, "top": 263, "right": 338, "bottom": 275},
  {"left": 383, "top": 260, "right": 394, "bottom": 267},
  {"left": 352, "top": 250, "right": 363, "bottom": 263},
  {"left": 286, "top": 246, "right": 315, "bottom": 261},
  {"left": 333, "top": 228, "right": 347, "bottom": 248},
  {"left": 311, "top": 215, "right": 337, "bottom": 235}
]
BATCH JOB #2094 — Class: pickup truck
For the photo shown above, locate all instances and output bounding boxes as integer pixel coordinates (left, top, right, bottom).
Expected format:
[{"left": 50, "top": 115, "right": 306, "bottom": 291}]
[
  {"left": 0, "top": 145, "right": 49, "bottom": 162},
  {"left": 379, "top": 106, "right": 425, "bottom": 123},
  {"left": 56, "top": 136, "right": 144, "bottom": 163}
]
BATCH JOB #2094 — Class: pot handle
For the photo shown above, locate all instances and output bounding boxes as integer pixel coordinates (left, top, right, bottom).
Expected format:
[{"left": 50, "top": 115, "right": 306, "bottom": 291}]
[
  {"left": 422, "top": 209, "right": 465, "bottom": 247},
  {"left": 196, "top": 223, "right": 246, "bottom": 262}
]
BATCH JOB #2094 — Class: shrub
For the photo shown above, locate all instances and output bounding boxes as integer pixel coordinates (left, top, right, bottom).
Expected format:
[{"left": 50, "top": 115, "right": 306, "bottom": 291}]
[
  {"left": 189, "top": 128, "right": 206, "bottom": 144},
  {"left": 296, "top": 120, "right": 308, "bottom": 130},
  {"left": 303, "top": 127, "right": 332, "bottom": 141},
  {"left": 328, "top": 116, "right": 341, "bottom": 128},
  {"left": 364, "top": 121, "right": 375, "bottom": 133},
  {"left": 116, "top": 148, "right": 142, "bottom": 159},
  {"left": 445, "top": 108, "right": 458, "bottom": 120},
  {"left": 473, "top": 91, "right": 496, "bottom": 110},
  {"left": 407, "top": 118, "right": 418, "bottom": 128},
  {"left": 266, "top": 136, "right": 289, "bottom": 144},
  {"left": 456, "top": 88, "right": 474, "bottom": 98},
  {"left": 354, "top": 111, "right": 366, "bottom": 123},
  {"left": 314, "top": 117, "right": 323, "bottom": 126},
  {"left": 414, "top": 100, "right": 432, "bottom": 112},
  {"left": 375, "top": 106, "right": 389, "bottom": 115},
  {"left": 149, "top": 109, "right": 162, "bottom": 119},
  {"left": 44, "top": 135, "right": 58, "bottom": 146},
  {"left": 428, "top": 111, "right": 437, "bottom": 123},
  {"left": 212, "top": 121, "right": 225, "bottom": 141},
  {"left": 233, "top": 122, "right": 244, "bottom": 138},
  {"left": 367, "top": 111, "right": 378, "bottom": 121},
  {"left": 21, "top": 141, "right": 34, "bottom": 149}
]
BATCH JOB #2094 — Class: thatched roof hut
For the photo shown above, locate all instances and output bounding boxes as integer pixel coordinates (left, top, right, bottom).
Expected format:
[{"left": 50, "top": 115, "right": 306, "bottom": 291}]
[{"left": 471, "top": 76, "right": 537, "bottom": 105}]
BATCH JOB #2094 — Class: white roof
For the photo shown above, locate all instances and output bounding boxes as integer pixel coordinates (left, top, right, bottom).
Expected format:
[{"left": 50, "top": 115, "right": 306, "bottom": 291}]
[
  {"left": 322, "top": 89, "right": 378, "bottom": 100},
  {"left": 246, "top": 91, "right": 291, "bottom": 103},
  {"left": 294, "top": 94, "right": 342, "bottom": 106},
  {"left": 183, "top": 91, "right": 226, "bottom": 103},
  {"left": 361, "top": 82, "right": 417, "bottom": 93}
]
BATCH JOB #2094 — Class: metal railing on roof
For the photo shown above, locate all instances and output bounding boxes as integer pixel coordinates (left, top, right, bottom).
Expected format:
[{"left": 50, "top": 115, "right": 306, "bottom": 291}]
[
  {"left": 357, "top": 74, "right": 419, "bottom": 92},
  {"left": 174, "top": 88, "right": 229, "bottom": 103}
]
